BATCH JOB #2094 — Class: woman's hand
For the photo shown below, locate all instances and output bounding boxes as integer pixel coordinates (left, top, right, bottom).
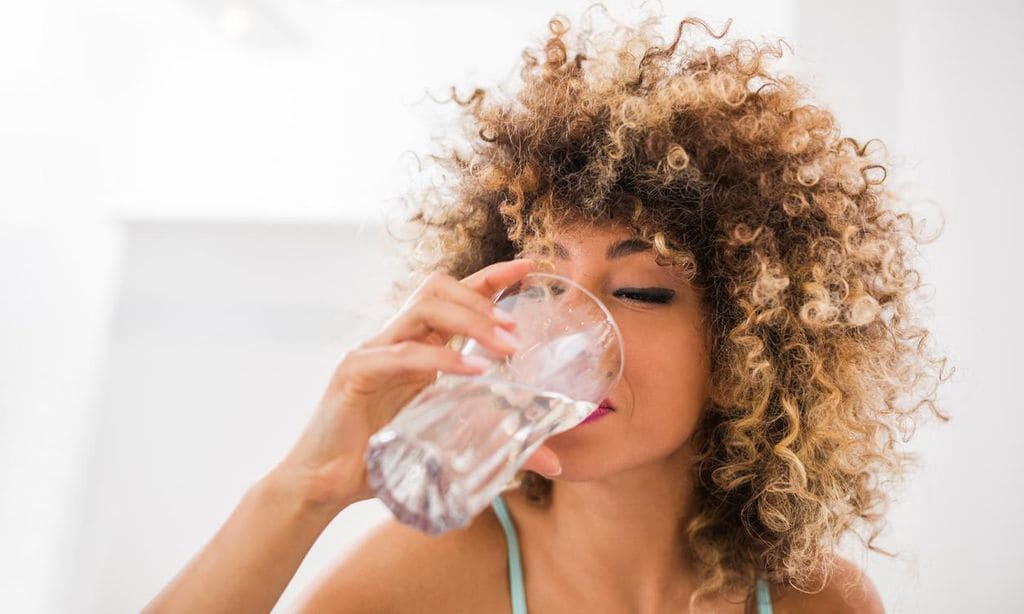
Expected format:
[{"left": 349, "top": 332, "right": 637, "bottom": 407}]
[
  {"left": 275, "top": 257, "right": 563, "bottom": 513},
  {"left": 143, "top": 259, "right": 564, "bottom": 614}
]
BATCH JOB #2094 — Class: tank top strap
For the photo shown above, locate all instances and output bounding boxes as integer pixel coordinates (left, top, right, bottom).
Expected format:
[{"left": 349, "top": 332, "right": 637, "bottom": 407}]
[
  {"left": 491, "top": 493, "right": 528, "bottom": 614},
  {"left": 755, "top": 577, "right": 774, "bottom": 614},
  {"left": 492, "top": 493, "right": 772, "bottom": 614}
]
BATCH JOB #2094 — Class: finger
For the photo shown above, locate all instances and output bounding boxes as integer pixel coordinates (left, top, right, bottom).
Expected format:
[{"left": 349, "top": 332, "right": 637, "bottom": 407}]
[
  {"left": 460, "top": 258, "right": 536, "bottom": 300},
  {"left": 339, "top": 340, "right": 490, "bottom": 390},
  {"left": 522, "top": 445, "right": 561, "bottom": 477},
  {"left": 420, "top": 272, "right": 519, "bottom": 330},
  {"left": 377, "top": 297, "right": 521, "bottom": 356},
  {"left": 362, "top": 261, "right": 533, "bottom": 350}
]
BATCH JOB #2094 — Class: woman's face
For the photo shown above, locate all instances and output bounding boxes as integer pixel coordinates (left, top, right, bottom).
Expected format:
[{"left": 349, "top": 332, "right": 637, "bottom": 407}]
[{"left": 520, "top": 222, "right": 712, "bottom": 481}]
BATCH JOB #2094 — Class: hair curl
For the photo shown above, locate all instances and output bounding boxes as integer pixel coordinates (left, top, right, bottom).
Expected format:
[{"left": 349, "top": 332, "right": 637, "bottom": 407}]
[{"left": 388, "top": 5, "right": 953, "bottom": 608}]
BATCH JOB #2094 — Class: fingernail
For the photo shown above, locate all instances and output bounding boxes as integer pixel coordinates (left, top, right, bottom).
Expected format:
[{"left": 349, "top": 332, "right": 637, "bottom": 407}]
[
  {"left": 492, "top": 306, "right": 516, "bottom": 325},
  {"left": 545, "top": 463, "right": 562, "bottom": 477},
  {"left": 494, "top": 326, "right": 520, "bottom": 350}
]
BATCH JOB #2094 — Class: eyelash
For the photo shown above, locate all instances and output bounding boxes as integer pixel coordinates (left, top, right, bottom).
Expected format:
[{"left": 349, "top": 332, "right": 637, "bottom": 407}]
[{"left": 613, "top": 288, "right": 675, "bottom": 304}]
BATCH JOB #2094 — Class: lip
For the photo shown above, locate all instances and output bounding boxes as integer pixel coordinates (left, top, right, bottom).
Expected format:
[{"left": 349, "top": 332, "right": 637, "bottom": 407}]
[
  {"left": 579, "top": 405, "right": 613, "bottom": 425},
  {"left": 571, "top": 398, "right": 616, "bottom": 429}
]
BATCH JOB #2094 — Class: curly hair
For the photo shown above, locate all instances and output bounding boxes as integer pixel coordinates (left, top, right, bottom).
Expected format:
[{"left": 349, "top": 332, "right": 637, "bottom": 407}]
[{"left": 387, "top": 5, "right": 953, "bottom": 607}]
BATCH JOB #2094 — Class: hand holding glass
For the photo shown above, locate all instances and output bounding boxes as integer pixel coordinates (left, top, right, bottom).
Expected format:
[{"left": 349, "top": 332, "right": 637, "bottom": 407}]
[{"left": 364, "top": 272, "right": 624, "bottom": 535}]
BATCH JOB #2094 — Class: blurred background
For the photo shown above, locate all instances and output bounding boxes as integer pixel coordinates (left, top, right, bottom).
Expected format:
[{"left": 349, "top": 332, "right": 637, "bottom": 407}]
[{"left": 1, "top": 0, "right": 1021, "bottom": 611}]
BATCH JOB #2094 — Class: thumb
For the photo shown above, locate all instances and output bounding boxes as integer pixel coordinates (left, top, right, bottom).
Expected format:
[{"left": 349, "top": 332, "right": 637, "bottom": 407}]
[{"left": 522, "top": 445, "right": 562, "bottom": 477}]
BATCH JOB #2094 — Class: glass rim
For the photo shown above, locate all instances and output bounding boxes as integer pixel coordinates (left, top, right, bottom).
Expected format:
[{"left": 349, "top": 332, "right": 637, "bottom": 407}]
[{"left": 492, "top": 271, "right": 625, "bottom": 391}]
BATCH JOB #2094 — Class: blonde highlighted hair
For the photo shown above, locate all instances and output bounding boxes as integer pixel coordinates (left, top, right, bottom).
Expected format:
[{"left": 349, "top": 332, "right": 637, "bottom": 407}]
[{"left": 391, "top": 5, "right": 952, "bottom": 606}]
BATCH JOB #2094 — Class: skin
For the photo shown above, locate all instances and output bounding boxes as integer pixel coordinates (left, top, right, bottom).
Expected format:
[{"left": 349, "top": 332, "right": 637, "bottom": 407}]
[
  {"left": 302, "top": 221, "right": 883, "bottom": 613},
  {"left": 511, "top": 221, "right": 715, "bottom": 611},
  {"left": 145, "top": 221, "right": 884, "bottom": 613},
  {"left": 496, "top": 221, "right": 885, "bottom": 613},
  {"left": 143, "top": 256, "right": 557, "bottom": 613}
]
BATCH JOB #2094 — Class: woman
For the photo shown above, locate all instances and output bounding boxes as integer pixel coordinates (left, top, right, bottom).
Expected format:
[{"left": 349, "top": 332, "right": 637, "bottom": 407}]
[{"left": 145, "top": 8, "right": 949, "bottom": 613}]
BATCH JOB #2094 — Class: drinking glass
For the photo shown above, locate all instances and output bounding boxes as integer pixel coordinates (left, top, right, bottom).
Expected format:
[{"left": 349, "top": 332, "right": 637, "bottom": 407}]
[{"left": 363, "top": 272, "right": 623, "bottom": 535}]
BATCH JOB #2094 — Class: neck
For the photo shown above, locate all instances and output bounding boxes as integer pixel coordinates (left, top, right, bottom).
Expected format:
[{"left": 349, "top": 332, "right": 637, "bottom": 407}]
[{"left": 537, "top": 442, "right": 703, "bottom": 611}]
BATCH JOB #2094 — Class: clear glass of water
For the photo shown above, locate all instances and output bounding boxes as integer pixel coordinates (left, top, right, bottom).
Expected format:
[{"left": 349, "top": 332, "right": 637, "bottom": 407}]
[{"left": 363, "top": 272, "right": 624, "bottom": 535}]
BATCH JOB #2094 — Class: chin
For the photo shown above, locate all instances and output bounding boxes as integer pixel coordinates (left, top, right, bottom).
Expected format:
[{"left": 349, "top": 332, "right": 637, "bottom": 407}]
[{"left": 536, "top": 460, "right": 621, "bottom": 483}]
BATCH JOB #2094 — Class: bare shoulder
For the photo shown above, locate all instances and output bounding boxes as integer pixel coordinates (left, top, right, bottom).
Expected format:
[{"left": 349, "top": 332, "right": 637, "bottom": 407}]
[
  {"left": 293, "top": 506, "right": 510, "bottom": 614},
  {"left": 771, "top": 557, "right": 885, "bottom": 614}
]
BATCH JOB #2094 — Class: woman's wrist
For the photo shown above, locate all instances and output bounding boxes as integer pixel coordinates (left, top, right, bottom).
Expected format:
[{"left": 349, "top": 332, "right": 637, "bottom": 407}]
[{"left": 257, "top": 460, "right": 356, "bottom": 525}]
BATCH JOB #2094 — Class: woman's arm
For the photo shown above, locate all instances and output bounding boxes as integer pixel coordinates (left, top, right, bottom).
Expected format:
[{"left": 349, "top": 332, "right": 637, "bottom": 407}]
[
  {"left": 141, "top": 464, "right": 349, "bottom": 614},
  {"left": 141, "top": 259, "right": 559, "bottom": 613}
]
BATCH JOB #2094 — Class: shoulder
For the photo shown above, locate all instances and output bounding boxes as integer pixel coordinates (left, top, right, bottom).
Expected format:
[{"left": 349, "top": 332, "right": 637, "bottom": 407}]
[
  {"left": 293, "top": 504, "right": 510, "bottom": 613},
  {"left": 771, "top": 556, "right": 885, "bottom": 614}
]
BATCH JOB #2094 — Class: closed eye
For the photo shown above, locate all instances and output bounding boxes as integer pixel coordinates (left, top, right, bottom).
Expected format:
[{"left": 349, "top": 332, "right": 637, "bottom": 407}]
[{"left": 613, "top": 288, "right": 676, "bottom": 304}]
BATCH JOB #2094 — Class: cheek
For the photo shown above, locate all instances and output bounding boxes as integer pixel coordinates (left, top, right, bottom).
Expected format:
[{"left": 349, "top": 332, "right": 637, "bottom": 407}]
[
  {"left": 622, "top": 320, "right": 710, "bottom": 428},
  {"left": 543, "top": 316, "right": 712, "bottom": 476}
]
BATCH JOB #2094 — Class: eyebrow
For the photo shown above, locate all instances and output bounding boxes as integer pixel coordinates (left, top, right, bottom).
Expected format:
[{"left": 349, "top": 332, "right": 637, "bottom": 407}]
[{"left": 552, "top": 238, "right": 654, "bottom": 260}]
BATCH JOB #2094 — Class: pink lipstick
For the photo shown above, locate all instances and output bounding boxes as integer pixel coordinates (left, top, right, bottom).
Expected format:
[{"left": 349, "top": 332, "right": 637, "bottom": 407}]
[{"left": 578, "top": 398, "right": 615, "bottom": 425}]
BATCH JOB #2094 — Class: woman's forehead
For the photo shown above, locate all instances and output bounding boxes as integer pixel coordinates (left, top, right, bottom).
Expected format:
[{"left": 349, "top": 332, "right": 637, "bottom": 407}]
[
  {"left": 526, "top": 221, "right": 637, "bottom": 248},
  {"left": 522, "top": 228, "right": 678, "bottom": 269},
  {"left": 519, "top": 223, "right": 698, "bottom": 285}
]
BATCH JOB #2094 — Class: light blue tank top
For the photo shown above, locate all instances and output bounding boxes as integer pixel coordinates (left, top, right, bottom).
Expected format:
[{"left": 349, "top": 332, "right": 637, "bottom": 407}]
[{"left": 490, "top": 493, "right": 774, "bottom": 614}]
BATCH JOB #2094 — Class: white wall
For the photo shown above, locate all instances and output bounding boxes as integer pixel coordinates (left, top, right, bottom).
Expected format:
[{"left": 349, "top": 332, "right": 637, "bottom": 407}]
[
  {"left": 1, "top": 0, "right": 1021, "bottom": 612},
  {"left": 0, "top": 223, "right": 123, "bottom": 611},
  {"left": 794, "top": 2, "right": 1024, "bottom": 611},
  {"left": 53, "top": 222, "right": 405, "bottom": 612}
]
